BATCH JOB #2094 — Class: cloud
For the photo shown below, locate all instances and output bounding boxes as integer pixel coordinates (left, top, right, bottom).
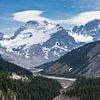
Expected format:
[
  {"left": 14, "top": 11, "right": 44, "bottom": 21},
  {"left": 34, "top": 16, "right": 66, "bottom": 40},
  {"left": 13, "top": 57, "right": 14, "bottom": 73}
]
[
  {"left": 68, "top": 11, "right": 100, "bottom": 25},
  {"left": 56, "top": 11, "right": 100, "bottom": 26},
  {"left": 12, "top": 10, "right": 100, "bottom": 28},
  {"left": 13, "top": 10, "right": 51, "bottom": 22}
]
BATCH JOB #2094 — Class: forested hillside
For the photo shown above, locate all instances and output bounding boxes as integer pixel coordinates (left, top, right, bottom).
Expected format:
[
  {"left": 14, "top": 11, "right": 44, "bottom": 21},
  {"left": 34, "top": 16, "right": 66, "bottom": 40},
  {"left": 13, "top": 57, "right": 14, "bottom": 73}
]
[
  {"left": 0, "top": 73, "right": 62, "bottom": 100},
  {"left": 0, "top": 55, "right": 32, "bottom": 76},
  {"left": 41, "top": 41, "right": 100, "bottom": 78},
  {"left": 66, "top": 78, "right": 100, "bottom": 100}
]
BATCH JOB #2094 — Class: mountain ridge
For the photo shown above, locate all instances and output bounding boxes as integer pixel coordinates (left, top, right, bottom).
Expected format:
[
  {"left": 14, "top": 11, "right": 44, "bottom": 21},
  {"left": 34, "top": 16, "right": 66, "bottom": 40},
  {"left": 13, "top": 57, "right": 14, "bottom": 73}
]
[
  {"left": 40, "top": 41, "right": 100, "bottom": 78},
  {"left": 0, "top": 54, "right": 32, "bottom": 76}
]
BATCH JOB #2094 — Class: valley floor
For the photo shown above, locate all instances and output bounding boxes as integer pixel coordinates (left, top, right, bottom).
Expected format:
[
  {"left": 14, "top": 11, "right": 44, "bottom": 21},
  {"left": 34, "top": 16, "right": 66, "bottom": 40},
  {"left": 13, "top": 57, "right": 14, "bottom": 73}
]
[
  {"left": 33, "top": 73, "right": 76, "bottom": 88},
  {"left": 41, "top": 75, "right": 76, "bottom": 88},
  {"left": 33, "top": 73, "right": 76, "bottom": 100}
]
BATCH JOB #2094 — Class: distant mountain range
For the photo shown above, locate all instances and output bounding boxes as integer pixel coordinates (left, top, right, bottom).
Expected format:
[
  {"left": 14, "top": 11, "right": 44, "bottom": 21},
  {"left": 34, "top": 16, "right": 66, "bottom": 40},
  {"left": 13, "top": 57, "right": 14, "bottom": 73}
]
[{"left": 0, "top": 19, "right": 100, "bottom": 69}]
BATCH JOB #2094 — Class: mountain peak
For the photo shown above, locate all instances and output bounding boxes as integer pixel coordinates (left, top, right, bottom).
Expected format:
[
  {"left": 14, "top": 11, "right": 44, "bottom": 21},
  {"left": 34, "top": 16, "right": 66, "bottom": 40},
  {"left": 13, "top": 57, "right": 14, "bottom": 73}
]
[
  {"left": 24, "top": 20, "right": 51, "bottom": 28},
  {"left": 85, "top": 19, "right": 100, "bottom": 25},
  {"left": 0, "top": 20, "right": 80, "bottom": 67},
  {"left": 25, "top": 20, "right": 39, "bottom": 28},
  {"left": 72, "top": 19, "right": 100, "bottom": 41},
  {"left": 84, "top": 19, "right": 100, "bottom": 30}
]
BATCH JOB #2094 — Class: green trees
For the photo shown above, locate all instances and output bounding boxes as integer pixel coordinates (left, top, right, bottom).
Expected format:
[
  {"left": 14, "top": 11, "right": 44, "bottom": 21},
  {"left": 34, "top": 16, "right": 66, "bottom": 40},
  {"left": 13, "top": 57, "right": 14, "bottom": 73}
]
[
  {"left": 0, "top": 73, "right": 62, "bottom": 100},
  {"left": 66, "top": 77, "right": 100, "bottom": 100},
  {"left": 0, "top": 54, "right": 62, "bottom": 99}
]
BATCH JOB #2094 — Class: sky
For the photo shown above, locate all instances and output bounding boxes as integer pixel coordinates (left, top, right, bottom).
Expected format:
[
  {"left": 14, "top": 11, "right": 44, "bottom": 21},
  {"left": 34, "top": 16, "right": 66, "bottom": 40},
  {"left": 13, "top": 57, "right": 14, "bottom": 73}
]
[{"left": 0, "top": 0, "right": 100, "bottom": 34}]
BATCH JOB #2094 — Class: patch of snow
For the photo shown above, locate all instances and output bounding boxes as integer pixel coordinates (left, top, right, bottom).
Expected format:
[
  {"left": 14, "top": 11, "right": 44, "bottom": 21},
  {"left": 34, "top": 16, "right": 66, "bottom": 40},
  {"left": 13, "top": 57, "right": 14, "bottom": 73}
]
[
  {"left": 42, "top": 47, "right": 50, "bottom": 59},
  {"left": 25, "top": 50, "right": 30, "bottom": 59},
  {"left": 0, "top": 51, "right": 4, "bottom": 55},
  {"left": 68, "top": 32, "right": 93, "bottom": 43},
  {"left": 51, "top": 42, "right": 68, "bottom": 51},
  {"left": 69, "top": 68, "right": 72, "bottom": 72},
  {"left": 42, "top": 42, "right": 68, "bottom": 59},
  {"left": 98, "top": 24, "right": 100, "bottom": 28},
  {"left": 53, "top": 51, "right": 60, "bottom": 57}
]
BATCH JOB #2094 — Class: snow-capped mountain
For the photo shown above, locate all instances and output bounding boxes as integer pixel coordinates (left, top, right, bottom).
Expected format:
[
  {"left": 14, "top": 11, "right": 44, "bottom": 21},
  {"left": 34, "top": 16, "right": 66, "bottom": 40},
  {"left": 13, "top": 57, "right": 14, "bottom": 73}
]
[
  {"left": 0, "top": 20, "right": 80, "bottom": 68},
  {"left": 72, "top": 19, "right": 100, "bottom": 42},
  {"left": 0, "top": 19, "right": 99, "bottom": 68}
]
